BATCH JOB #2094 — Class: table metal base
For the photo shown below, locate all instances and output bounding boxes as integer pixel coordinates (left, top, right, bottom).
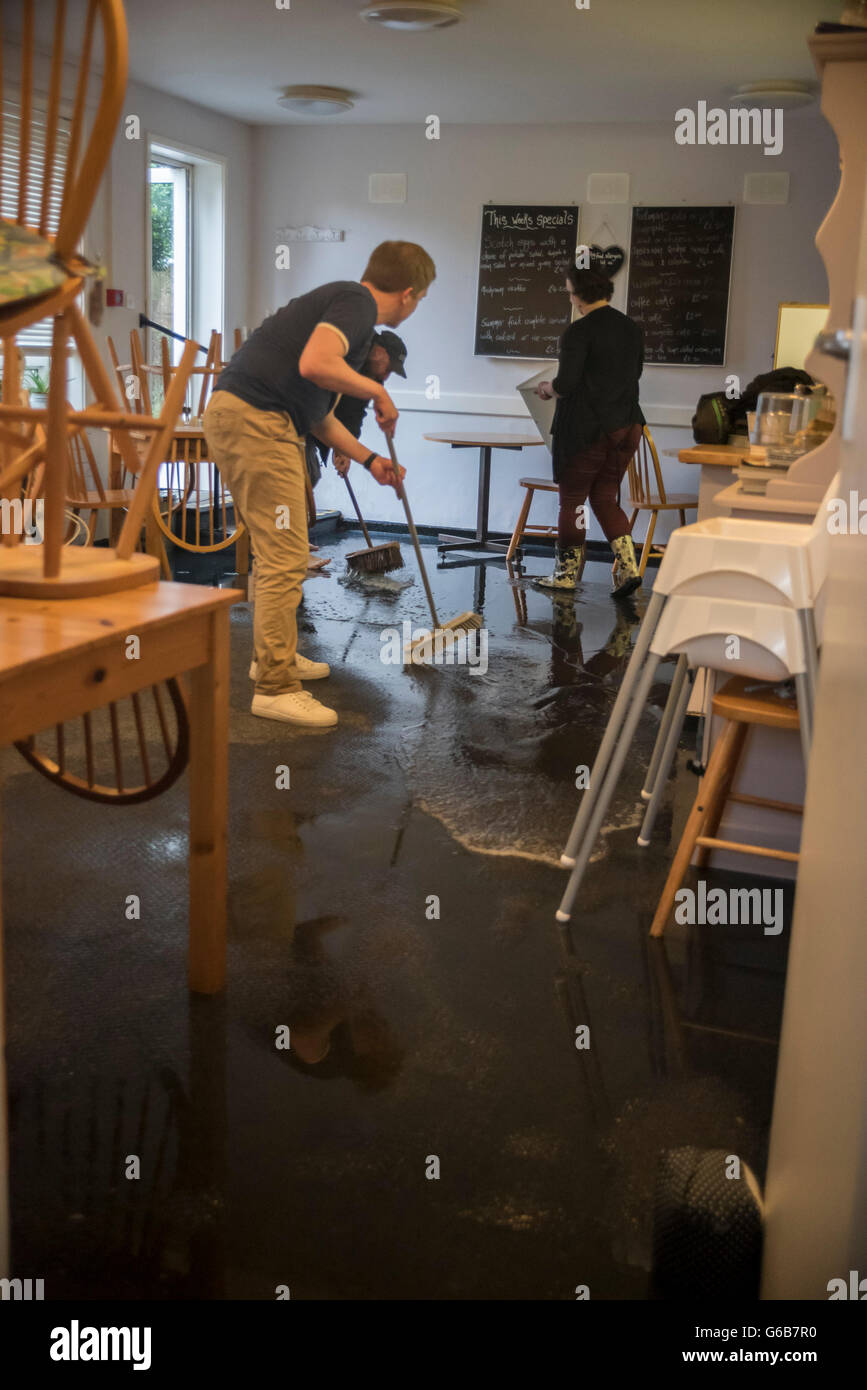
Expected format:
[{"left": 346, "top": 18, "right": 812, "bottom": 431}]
[{"left": 436, "top": 533, "right": 509, "bottom": 558}]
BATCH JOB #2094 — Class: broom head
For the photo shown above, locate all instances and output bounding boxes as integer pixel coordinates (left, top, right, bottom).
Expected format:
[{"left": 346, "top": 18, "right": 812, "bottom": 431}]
[
  {"left": 404, "top": 612, "right": 483, "bottom": 666},
  {"left": 346, "top": 540, "right": 404, "bottom": 574}
]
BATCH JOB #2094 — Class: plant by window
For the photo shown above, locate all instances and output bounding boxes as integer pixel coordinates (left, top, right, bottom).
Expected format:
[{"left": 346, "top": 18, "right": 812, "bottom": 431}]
[
  {"left": 151, "top": 182, "right": 174, "bottom": 272},
  {"left": 23, "top": 366, "right": 50, "bottom": 394}
]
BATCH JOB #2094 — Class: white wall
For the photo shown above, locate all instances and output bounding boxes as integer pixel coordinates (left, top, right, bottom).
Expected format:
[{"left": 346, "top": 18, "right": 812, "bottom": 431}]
[
  {"left": 249, "top": 114, "right": 838, "bottom": 539},
  {"left": 90, "top": 77, "right": 253, "bottom": 400}
]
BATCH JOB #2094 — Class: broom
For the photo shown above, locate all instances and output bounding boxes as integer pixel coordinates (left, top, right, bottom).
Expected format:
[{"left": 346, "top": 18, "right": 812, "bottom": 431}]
[
  {"left": 342, "top": 470, "right": 404, "bottom": 574},
  {"left": 385, "top": 436, "right": 482, "bottom": 665}
]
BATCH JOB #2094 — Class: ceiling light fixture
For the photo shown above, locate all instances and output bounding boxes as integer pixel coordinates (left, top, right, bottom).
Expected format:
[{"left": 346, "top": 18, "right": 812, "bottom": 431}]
[
  {"left": 360, "top": 2, "right": 463, "bottom": 32},
  {"left": 277, "top": 86, "right": 355, "bottom": 116},
  {"left": 730, "top": 80, "right": 815, "bottom": 111}
]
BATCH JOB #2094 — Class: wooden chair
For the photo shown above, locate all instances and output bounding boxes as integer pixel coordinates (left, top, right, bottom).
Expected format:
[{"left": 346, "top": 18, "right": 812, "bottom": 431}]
[
  {"left": 15, "top": 677, "right": 190, "bottom": 804},
  {"left": 150, "top": 329, "right": 248, "bottom": 559},
  {"left": 65, "top": 426, "right": 135, "bottom": 544},
  {"left": 0, "top": 0, "right": 197, "bottom": 598},
  {"left": 649, "top": 677, "right": 803, "bottom": 938},
  {"left": 506, "top": 477, "right": 558, "bottom": 561},
  {"left": 623, "top": 427, "right": 699, "bottom": 577}
]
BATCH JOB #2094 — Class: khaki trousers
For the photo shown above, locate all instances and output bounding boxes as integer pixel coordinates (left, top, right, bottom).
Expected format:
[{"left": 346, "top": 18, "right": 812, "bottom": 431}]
[{"left": 203, "top": 390, "right": 308, "bottom": 694}]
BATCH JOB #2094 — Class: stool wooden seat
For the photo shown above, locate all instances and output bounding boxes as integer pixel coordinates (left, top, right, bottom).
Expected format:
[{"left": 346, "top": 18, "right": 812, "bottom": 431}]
[
  {"left": 506, "top": 476, "right": 559, "bottom": 560},
  {"left": 650, "top": 676, "right": 803, "bottom": 937}
]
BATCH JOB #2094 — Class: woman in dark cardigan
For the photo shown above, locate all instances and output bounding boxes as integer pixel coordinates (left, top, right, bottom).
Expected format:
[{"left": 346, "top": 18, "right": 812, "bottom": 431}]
[{"left": 536, "top": 265, "right": 645, "bottom": 597}]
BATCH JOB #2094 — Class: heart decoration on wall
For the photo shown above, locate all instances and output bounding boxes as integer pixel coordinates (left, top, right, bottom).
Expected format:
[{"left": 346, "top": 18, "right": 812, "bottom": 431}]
[{"left": 589, "top": 244, "right": 626, "bottom": 276}]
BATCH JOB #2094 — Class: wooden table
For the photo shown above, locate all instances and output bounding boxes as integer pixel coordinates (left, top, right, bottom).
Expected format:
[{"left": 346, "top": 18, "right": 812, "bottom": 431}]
[
  {"left": 667, "top": 442, "right": 747, "bottom": 521},
  {"left": 672, "top": 443, "right": 819, "bottom": 524},
  {"left": 423, "top": 431, "right": 544, "bottom": 557},
  {"left": 0, "top": 578, "right": 239, "bottom": 1275},
  {"left": 0, "top": 579, "right": 237, "bottom": 990}
]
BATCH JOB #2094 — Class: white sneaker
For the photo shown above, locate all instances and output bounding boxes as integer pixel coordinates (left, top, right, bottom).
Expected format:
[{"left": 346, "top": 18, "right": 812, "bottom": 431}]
[
  {"left": 251, "top": 690, "right": 338, "bottom": 727},
  {"left": 248, "top": 653, "right": 331, "bottom": 682}
]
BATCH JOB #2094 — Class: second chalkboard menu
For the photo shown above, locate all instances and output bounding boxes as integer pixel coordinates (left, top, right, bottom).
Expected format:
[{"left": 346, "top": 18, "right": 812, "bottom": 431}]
[
  {"left": 626, "top": 206, "right": 735, "bottom": 366},
  {"left": 475, "top": 204, "right": 579, "bottom": 359}
]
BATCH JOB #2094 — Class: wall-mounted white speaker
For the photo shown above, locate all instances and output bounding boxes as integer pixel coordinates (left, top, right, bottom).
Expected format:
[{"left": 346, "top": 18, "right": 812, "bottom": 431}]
[
  {"left": 369, "top": 173, "right": 408, "bottom": 203},
  {"left": 587, "top": 173, "right": 630, "bottom": 205},
  {"left": 744, "top": 172, "right": 790, "bottom": 205}
]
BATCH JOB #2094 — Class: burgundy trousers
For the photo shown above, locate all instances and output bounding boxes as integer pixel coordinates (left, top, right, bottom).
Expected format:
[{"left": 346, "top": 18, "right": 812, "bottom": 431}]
[{"left": 558, "top": 422, "right": 643, "bottom": 547}]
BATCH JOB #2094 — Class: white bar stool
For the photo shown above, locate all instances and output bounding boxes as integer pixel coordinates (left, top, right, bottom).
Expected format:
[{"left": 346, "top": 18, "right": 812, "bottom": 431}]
[{"left": 556, "top": 595, "right": 812, "bottom": 924}]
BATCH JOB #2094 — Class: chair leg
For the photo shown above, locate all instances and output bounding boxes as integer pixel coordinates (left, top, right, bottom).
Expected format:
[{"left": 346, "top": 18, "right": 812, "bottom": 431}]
[
  {"left": 679, "top": 509, "right": 687, "bottom": 527},
  {"left": 649, "top": 719, "right": 747, "bottom": 937},
  {"left": 86, "top": 510, "right": 99, "bottom": 546},
  {"left": 798, "top": 608, "right": 820, "bottom": 716},
  {"left": 507, "top": 487, "right": 534, "bottom": 562},
  {"left": 235, "top": 527, "right": 250, "bottom": 579},
  {"left": 641, "top": 654, "right": 690, "bottom": 801},
  {"left": 694, "top": 723, "right": 748, "bottom": 869},
  {"left": 557, "top": 653, "right": 662, "bottom": 921},
  {"left": 145, "top": 511, "right": 172, "bottom": 580},
  {"left": 639, "top": 509, "right": 657, "bottom": 577},
  {"left": 794, "top": 671, "right": 812, "bottom": 769},
  {"left": 638, "top": 667, "right": 693, "bottom": 845},
  {"left": 561, "top": 590, "right": 667, "bottom": 866}
]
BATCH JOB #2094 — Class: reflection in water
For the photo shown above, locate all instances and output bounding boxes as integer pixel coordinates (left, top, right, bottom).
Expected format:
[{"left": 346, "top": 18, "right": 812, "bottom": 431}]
[
  {"left": 396, "top": 587, "right": 671, "bottom": 865},
  {"left": 282, "top": 916, "right": 405, "bottom": 1090},
  {"left": 10, "top": 993, "right": 228, "bottom": 1300}
]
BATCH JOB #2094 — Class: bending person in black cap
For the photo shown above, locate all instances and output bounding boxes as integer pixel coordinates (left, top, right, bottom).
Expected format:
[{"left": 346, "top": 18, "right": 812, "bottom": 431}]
[{"left": 308, "top": 330, "right": 408, "bottom": 482}]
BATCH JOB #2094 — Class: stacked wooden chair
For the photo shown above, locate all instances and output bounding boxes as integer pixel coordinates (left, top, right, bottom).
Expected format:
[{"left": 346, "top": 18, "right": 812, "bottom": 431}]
[
  {"left": 0, "top": 0, "right": 194, "bottom": 802},
  {"left": 148, "top": 328, "right": 248, "bottom": 562},
  {"left": 0, "top": 0, "right": 197, "bottom": 599}
]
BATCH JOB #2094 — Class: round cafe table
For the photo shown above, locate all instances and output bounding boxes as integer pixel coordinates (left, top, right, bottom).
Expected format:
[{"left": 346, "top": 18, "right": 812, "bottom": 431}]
[{"left": 423, "top": 430, "right": 545, "bottom": 557}]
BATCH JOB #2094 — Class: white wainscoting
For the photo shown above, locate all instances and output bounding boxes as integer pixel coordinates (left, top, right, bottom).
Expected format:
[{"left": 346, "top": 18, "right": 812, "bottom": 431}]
[
  {"left": 318, "top": 394, "right": 698, "bottom": 539},
  {"left": 389, "top": 389, "right": 695, "bottom": 430}
]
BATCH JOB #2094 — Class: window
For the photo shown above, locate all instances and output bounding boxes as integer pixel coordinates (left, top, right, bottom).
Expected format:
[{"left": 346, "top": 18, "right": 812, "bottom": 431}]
[
  {"left": 147, "top": 139, "right": 225, "bottom": 414},
  {"left": 149, "top": 160, "right": 191, "bottom": 349}
]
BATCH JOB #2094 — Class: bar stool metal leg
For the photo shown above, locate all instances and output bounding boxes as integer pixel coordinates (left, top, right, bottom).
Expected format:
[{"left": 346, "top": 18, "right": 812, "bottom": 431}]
[
  {"left": 794, "top": 671, "right": 813, "bottom": 770},
  {"left": 556, "top": 656, "right": 661, "bottom": 921},
  {"left": 637, "top": 667, "right": 694, "bottom": 846},
  {"left": 640, "top": 653, "right": 689, "bottom": 802},
  {"left": 560, "top": 591, "right": 666, "bottom": 868}
]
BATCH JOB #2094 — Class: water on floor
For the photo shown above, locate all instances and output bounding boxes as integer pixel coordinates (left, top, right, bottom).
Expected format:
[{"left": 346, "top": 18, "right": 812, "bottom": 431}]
[{"left": 2, "top": 533, "right": 791, "bottom": 1299}]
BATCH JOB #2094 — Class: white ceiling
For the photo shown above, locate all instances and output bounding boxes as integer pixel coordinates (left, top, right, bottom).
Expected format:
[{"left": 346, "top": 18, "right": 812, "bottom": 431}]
[{"left": 34, "top": 0, "right": 832, "bottom": 126}]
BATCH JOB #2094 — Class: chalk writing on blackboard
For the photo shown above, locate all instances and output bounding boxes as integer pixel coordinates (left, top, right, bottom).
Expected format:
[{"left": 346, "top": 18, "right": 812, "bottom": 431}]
[
  {"left": 475, "top": 205, "right": 579, "bottom": 359},
  {"left": 626, "top": 206, "right": 735, "bottom": 366}
]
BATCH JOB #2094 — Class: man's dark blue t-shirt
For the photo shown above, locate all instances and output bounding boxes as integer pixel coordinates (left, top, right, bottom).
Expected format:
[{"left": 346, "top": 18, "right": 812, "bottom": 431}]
[{"left": 216, "top": 281, "right": 377, "bottom": 435}]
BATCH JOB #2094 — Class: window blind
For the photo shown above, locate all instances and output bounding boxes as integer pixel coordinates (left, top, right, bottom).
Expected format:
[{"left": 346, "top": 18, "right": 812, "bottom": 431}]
[{"left": 1, "top": 98, "right": 71, "bottom": 349}]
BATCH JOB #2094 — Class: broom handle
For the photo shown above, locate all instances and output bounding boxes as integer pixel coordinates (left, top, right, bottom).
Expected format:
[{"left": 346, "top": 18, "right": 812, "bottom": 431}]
[
  {"left": 341, "top": 472, "right": 373, "bottom": 549},
  {"left": 386, "top": 435, "right": 440, "bottom": 630}
]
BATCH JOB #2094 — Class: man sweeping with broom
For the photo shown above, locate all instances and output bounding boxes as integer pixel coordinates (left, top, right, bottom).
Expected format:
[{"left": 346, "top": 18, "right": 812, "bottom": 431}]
[{"left": 203, "top": 241, "right": 436, "bottom": 729}]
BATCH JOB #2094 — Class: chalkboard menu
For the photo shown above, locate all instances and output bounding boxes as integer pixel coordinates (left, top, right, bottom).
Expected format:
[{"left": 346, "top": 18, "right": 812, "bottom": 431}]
[
  {"left": 626, "top": 206, "right": 735, "bottom": 366},
  {"left": 474, "top": 204, "right": 579, "bottom": 359}
]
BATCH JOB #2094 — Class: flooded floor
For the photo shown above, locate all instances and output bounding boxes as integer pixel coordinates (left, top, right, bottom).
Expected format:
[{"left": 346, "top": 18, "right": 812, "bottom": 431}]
[{"left": 2, "top": 533, "right": 791, "bottom": 1299}]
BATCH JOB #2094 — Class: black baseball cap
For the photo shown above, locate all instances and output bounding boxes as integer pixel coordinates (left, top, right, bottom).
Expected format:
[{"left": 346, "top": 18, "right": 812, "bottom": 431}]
[{"left": 374, "top": 330, "right": 407, "bottom": 378}]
